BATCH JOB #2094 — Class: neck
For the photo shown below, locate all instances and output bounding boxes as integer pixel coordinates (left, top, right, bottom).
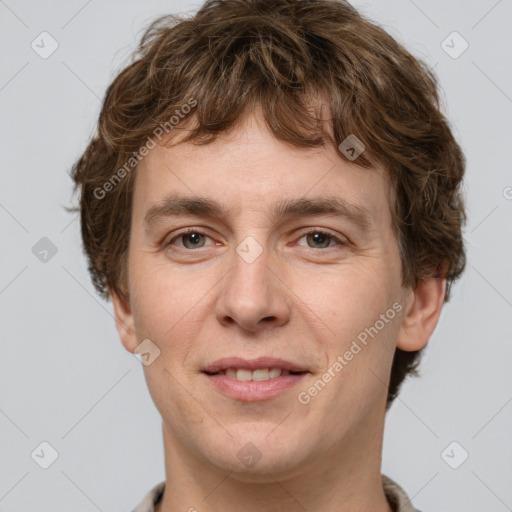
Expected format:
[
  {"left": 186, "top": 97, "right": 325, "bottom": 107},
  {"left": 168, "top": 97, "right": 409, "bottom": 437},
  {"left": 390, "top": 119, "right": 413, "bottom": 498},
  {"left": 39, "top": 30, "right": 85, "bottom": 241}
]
[{"left": 156, "top": 407, "right": 393, "bottom": 512}]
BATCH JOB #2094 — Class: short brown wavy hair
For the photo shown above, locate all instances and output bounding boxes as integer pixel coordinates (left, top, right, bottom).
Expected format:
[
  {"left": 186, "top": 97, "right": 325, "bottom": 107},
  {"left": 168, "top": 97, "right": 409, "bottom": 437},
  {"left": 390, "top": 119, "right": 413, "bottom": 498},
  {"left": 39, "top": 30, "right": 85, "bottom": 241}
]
[{"left": 69, "top": 0, "right": 466, "bottom": 410}]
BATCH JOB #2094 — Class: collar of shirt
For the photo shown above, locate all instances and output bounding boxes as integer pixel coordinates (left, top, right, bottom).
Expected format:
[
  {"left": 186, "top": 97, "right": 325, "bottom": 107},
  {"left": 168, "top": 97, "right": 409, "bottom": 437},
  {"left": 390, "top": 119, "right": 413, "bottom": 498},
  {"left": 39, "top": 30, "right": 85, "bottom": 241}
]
[{"left": 131, "top": 474, "right": 422, "bottom": 512}]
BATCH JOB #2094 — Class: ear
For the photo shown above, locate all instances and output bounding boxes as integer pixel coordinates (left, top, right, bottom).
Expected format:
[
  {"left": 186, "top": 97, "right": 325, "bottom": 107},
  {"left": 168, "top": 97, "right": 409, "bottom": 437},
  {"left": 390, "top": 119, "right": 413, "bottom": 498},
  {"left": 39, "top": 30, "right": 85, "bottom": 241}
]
[
  {"left": 110, "top": 289, "right": 138, "bottom": 353},
  {"left": 396, "top": 268, "right": 446, "bottom": 352}
]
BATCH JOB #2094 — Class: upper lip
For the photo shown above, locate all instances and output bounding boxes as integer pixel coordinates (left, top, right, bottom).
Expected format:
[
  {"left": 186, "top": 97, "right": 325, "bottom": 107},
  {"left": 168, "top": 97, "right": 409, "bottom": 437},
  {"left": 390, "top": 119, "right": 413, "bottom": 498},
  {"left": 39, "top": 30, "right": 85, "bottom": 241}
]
[{"left": 202, "top": 357, "right": 308, "bottom": 373}]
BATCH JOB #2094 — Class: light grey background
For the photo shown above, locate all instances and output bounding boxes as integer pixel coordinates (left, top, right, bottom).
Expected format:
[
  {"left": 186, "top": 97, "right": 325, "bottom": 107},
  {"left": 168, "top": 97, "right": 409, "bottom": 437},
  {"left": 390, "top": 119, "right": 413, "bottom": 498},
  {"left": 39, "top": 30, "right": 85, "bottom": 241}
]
[{"left": 1, "top": 0, "right": 511, "bottom": 511}]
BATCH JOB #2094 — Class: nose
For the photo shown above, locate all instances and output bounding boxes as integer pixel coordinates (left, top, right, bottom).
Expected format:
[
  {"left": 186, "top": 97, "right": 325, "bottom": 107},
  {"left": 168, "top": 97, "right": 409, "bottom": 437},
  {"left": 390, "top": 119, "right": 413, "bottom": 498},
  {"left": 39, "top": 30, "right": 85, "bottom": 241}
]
[{"left": 215, "top": 242, "right": 292, "bottom": 333}]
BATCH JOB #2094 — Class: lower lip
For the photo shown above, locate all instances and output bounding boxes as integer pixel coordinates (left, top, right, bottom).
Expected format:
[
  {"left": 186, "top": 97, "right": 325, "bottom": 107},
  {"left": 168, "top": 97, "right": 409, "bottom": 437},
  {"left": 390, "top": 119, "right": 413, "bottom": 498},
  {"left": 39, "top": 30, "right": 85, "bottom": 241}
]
[{"left": 203, "top": 372, "right": 308, "bottom": 401}]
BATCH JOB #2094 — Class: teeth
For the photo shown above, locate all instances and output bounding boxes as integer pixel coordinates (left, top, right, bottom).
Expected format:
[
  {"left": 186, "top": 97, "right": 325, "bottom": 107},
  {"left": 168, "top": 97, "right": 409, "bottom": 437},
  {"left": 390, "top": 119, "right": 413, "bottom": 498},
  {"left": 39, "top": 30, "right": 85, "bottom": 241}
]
[
  {"left": 269, "top": 368, "right": 281, "bottom": 378},
  {"left": 225, "top": 368, "right": 236, "bottom": 379},
  {"left": 220, "top": 367, "right": 296, "bottom": 381},
  {"left": 236, "top": 368, "right": 252, "bottom": 381}
]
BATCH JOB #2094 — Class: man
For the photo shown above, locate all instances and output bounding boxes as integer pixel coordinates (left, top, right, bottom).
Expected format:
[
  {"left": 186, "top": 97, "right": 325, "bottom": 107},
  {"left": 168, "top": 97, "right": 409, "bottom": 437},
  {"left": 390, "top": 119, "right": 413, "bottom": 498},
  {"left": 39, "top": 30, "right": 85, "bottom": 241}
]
[{"left": 70, "top": 0, "right": 466, "bottom": 510}]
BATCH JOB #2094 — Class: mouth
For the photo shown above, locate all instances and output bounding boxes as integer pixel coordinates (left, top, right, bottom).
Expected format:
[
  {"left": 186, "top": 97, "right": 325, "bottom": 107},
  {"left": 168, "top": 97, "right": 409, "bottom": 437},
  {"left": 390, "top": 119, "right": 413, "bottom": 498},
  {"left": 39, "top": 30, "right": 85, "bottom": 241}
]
[
  {"left": 204, "top": 367, "right": 305, "bottom": 381},
  {"left": 201, "top": 357, "right": 309, "bottom": 401}
]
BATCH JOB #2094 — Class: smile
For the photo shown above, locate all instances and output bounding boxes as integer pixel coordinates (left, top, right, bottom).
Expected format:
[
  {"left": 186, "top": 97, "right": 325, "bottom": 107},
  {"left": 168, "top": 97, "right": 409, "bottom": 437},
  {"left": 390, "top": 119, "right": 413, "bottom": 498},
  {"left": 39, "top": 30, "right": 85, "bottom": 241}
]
[
  {"left": 202, "top": 357, "right": 309, "bottom": 401},
  {"left": 206, "top": 367, "right": 299, "bottom": 381}
]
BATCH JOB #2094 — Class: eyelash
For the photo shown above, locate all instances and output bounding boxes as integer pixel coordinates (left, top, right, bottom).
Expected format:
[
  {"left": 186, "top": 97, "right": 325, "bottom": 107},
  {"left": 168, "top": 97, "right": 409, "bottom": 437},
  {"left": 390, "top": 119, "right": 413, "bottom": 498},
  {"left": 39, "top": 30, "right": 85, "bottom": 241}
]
[{"left": 166, "top": 228, "right": 347, "bottom": 251}]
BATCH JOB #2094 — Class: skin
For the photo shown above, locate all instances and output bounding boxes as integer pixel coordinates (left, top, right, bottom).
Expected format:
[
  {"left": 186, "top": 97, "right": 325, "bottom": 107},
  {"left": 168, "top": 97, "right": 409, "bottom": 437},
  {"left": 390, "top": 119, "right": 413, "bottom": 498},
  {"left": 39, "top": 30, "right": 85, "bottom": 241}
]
[{"left": 112, "top": 108, "right": 446, "bottom": 512}]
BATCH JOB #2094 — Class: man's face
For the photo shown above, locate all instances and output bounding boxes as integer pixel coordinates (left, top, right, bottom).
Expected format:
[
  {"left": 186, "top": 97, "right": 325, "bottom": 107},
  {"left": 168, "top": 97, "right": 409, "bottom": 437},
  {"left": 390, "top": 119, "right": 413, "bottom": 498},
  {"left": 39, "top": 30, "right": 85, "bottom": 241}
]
[{"left": 119, "top": 111, "right": 412, "bottom": 478}]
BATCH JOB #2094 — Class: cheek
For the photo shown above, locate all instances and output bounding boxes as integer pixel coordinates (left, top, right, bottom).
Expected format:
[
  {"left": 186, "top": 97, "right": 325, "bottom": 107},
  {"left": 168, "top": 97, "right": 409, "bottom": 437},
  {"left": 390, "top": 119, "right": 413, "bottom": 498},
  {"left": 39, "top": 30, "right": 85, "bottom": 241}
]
[
  {"left": 295, "top": 263, "right": 403, "bottom": 411},
  {"left": 291, "top": 261, "right": 398, "bottom": 342},
  {"left": 143, "top": 361, "right": 209, "bottom": 445},
  {"left": 128, "top": 257, "right": 204, "bottom": 352}
]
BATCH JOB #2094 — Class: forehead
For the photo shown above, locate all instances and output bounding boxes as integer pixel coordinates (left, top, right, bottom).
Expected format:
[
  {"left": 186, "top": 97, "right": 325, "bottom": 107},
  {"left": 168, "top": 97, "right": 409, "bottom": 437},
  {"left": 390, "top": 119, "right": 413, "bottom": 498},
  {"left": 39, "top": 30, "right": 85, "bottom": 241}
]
[{"left": 133, "top": 112, "right": 391, "bottom": 227}]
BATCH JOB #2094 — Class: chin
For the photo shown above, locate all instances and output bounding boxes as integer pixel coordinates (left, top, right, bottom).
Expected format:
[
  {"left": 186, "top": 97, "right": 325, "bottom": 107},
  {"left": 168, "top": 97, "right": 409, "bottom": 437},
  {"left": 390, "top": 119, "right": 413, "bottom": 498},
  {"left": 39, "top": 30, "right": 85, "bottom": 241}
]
[
  {"left": 202, "top": 427, "right": 310, "bottom": 481},
  {"left": 220, "top": 453, "right": 305, "bottom": 484}
]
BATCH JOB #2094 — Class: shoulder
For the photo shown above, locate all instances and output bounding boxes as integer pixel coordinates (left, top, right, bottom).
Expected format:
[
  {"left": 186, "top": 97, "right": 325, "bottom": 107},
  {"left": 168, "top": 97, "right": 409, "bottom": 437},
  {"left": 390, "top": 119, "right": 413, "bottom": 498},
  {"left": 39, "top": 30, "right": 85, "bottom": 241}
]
[
  {"left": 131, "top": 481, "right": 166, "bottom": 512},
  {"left": 382, "top": 474, "right": 423, "bottom": 512}
]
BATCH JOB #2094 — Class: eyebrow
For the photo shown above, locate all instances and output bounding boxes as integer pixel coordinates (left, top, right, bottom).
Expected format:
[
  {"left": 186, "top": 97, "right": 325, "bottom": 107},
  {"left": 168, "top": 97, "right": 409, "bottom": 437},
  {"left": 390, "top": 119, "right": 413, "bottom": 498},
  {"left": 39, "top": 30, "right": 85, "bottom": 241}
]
[{"left": 143, "top": 193, "right": 373, "bottom": 232}]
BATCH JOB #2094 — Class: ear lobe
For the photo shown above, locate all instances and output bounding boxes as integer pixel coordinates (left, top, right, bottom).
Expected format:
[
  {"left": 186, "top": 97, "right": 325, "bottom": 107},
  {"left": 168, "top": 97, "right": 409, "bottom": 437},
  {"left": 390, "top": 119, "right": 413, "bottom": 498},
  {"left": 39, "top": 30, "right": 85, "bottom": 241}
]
[
  {"left": 396, "top": 273, "right": 446, "bottom": 352},
  {"left": 111, "top": 289, "right": 138, "bottom": 353}
]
